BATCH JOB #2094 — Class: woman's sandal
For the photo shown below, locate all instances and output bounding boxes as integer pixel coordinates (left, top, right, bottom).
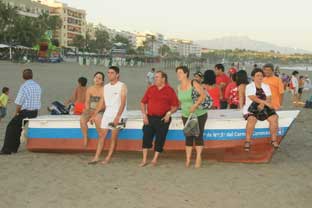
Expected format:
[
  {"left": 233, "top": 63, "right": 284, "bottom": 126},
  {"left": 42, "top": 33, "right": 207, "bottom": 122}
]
[
  {"left": 271, "top": 140, "right": 279, "bottom": 149},
  {"left": 244, "top": 141, "right": 251, "bottom": 152}
]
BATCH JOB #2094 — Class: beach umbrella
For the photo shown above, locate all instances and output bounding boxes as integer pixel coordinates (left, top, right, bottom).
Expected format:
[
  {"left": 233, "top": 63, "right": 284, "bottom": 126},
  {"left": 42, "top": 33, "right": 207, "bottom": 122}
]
[
  {"left": 14, "top": 45, "right": 31, "bottom": 49},
  {"left": 0, "top": 44, "right": 9, "bottom": 48}
]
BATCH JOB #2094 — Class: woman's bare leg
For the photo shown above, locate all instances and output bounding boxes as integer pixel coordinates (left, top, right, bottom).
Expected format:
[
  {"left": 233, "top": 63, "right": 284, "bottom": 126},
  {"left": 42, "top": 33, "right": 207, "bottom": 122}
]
[
  {"left": 89, "top": 128, "right": 108, "bottom": 163},
  {"left": 80, "top": 116, "right": 89, "bottom": 147},
  {"left": 195, "top": 146, "right": 203, "bottom": 168},
  {"left": 185, "top": 146, "right": 192, "bottom": 168},
  {"left": 245, "top": 116, "right": 257, "bottom": 151},
  {"left": 267, "top": 114, "right": 279, "bottom": 147}
]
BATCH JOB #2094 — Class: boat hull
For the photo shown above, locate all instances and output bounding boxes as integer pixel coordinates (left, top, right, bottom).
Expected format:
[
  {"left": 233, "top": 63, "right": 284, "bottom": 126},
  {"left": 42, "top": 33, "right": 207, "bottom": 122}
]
[{"left": 25, "top": 110, "right": 299, "bottom": 163}]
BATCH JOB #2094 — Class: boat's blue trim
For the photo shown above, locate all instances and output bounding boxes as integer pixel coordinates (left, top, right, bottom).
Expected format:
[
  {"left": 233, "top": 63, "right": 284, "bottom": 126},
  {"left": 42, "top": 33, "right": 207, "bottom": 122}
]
[{"left": 27, "top": 127, "right": 288, "bottom": 141}]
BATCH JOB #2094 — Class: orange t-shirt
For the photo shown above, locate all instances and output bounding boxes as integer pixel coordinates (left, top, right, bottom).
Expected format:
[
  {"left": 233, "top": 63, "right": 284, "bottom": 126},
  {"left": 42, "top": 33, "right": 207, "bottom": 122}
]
[{"left": 263, "top": 76, "right": 284, "bottom": 110}]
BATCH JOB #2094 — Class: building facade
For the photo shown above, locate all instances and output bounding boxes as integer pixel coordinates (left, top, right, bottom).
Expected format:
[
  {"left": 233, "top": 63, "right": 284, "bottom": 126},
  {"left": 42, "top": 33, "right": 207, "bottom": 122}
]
[
  {"left": 2, "top": 0, "right": 49, "bottom": 18},
  {"left": 135, "top": 31, "right": 165, "bottom": 56},
  {"left": 167, "top": 39, "right": 201, "bottom": 57},
  {"left": 35, "top": 0, "right": 87, "bottom": 48}
]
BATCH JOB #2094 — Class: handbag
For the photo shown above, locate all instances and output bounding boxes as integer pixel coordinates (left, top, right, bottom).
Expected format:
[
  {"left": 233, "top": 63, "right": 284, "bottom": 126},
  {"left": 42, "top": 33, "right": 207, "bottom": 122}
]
[
  {"left": 248, "top": 102, "right": 276, "bottom": 121},
  {"left": 191, "top": 80, "right": 213, "bottom": 110},
  {"left": 183, "top": 113, "right": 200, "bottom": 137}
]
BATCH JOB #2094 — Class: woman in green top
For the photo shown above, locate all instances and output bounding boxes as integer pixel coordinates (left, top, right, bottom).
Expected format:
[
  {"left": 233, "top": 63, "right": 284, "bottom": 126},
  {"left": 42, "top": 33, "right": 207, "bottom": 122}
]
[{"left": 176, "top": 66, "right": 208, "bottom": 168}]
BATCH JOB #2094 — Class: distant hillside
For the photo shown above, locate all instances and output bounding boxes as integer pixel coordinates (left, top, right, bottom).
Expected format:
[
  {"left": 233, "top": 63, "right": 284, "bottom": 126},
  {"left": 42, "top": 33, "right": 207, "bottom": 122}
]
[{"left": 196, "top": 36, "right": 311, "bottom": 54}]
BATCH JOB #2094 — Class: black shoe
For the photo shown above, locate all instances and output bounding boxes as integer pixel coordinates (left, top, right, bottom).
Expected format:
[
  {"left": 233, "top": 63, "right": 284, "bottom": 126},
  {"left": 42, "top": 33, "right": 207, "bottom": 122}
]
[{"left": 0, "top": 151, "right": 11, "bottom": 155}]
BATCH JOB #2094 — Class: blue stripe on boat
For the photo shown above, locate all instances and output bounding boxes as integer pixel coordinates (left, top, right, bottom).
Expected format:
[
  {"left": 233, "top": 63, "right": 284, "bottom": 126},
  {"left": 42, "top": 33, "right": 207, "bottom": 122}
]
[{"left": 27, "top": 127, "right": 288, "bottom": 141}]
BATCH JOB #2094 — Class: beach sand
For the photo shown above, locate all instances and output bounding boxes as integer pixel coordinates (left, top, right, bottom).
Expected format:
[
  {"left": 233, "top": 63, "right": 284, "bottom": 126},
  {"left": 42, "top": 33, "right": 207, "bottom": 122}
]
[{"left": 0, "top": 61, "right": 311, "bottom": 208}]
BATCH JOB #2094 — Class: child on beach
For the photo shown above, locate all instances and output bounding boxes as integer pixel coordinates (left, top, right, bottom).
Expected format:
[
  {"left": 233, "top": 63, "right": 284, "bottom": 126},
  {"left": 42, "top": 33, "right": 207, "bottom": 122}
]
[
  {"left": 65, "top": 77, "right": 88, "bottom": 115},
  {"left": 0, "top": 87, "right": 9, "bottom": 123}
]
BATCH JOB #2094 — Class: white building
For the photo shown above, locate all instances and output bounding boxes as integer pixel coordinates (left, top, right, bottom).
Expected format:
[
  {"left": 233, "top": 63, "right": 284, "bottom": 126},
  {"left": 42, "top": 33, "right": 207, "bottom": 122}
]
[
  {"left": 135, "top": 31, "right": 165, "bottom": 56},
  {"left": 35, "top": 0, "right": 87, "bottom": 48},
  {"left": 2, "top": 0, "right": 49, "bottom": 18},
  {"left": 167, "top": 39, "right": 201, "bottom": 57}
]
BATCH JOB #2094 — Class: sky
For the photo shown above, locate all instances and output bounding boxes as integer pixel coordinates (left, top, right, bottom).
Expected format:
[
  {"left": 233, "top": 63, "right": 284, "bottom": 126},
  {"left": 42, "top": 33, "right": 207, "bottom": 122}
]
[{"left": 61, "top": 0, "right": 312, "bottom": 51}]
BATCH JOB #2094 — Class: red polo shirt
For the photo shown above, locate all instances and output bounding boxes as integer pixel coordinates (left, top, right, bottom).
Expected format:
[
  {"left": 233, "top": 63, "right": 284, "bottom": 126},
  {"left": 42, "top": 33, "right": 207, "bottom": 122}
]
[
  {"left": 216, "top": 73, "right": 231, "bottom": 101},
  {"left": 141, "top": 84, "right": 179, "bottom": 116}
]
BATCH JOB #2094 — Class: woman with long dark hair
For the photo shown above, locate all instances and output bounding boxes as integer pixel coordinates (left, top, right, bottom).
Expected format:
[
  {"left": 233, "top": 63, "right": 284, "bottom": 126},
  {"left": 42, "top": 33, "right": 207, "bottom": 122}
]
[
  {"left": 202, "top": 70, "right": 221, "bottom": 109},
  {"left": 80, "top": 72, "right": 105, "bottom": 147}
]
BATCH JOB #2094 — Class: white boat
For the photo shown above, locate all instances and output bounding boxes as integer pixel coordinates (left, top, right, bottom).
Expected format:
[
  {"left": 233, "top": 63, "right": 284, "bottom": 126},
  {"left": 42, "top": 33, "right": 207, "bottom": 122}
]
[{"left": 24, "top": 110, "right": 300, "bottom": 163}]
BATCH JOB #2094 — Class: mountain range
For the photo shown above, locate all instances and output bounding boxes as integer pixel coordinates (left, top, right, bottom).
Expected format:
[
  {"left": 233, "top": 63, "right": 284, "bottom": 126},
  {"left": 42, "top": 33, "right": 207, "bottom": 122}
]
[{"left": 196, "top": 36, "right": 311, "bottom": 54}]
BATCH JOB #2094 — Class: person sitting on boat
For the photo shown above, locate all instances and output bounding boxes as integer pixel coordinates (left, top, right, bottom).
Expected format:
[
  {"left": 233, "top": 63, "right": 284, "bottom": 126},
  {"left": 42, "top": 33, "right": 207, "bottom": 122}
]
[
  {"left": 1, "top": 69, "right": 41, "bottom": 155},
  {"left": 80, "top": 72, "right": 105, "bottom": 147},
  {"left": 243, "top": 68, "right": 279, "bottom": 151},
  {"left": 65, "top": 77, "right": 87, "bottom": 115},
  {"left": 140, "top": 70, "right": 179, "bottom": 167}
]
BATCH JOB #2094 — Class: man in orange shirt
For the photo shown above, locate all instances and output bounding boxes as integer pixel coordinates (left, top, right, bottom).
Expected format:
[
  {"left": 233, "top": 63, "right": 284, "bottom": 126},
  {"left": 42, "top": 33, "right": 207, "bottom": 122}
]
[{"left": 263, "top": 63, "right": 284, "bottom": 110}]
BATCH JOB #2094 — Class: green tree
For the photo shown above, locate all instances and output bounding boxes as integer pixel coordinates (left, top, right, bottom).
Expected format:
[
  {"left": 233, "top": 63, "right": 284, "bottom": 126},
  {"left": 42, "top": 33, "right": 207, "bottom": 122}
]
[
  {"left": 158, "top": 44, "right": 171, "bottom": 57},
  {"left": 71, "top": 35, "right": 86, "bottom": 49},
  {"left": 94, "top": 29, "right": 111, "bottom": 53},
  {"left": 0, "top": 1, "right": 18, "bottom": 44}
]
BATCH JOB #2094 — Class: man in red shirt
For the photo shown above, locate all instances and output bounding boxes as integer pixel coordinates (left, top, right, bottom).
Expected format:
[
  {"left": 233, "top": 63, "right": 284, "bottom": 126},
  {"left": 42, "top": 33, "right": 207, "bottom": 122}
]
[
  {"left": 215, "top": 64, "right": 231, "bottom": 109},
  {"left": 140, "top": 71, "right": 179, "bottom": 167}
]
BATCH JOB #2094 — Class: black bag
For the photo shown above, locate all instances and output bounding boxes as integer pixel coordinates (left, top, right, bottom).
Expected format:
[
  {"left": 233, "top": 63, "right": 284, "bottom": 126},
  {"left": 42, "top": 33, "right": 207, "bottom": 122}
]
[
  {"left": 248, "top": 102, "right": 276, "bottom": 121},
  {"left": 49, "top": 101, "right": 70, "bottom": 115},
  {"left": 191, "top": 80, "right": 213, "bottom": 110}
]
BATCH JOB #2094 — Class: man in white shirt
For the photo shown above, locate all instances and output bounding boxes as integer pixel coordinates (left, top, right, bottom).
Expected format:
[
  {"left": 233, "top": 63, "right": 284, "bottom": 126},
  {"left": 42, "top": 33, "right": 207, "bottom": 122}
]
[{"left": 89, "top": 66, "right": 128, "bottom": 164}]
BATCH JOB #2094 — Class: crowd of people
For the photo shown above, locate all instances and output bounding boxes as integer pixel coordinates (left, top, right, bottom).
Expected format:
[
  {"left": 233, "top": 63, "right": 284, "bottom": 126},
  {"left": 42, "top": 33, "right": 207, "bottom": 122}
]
[{"left": 0, "top": 64, "right": 310, "bottom": 168}]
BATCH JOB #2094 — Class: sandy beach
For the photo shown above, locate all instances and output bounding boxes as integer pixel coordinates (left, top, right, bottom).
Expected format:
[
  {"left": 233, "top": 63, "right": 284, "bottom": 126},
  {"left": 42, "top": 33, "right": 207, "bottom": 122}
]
[{"left": 0, "top": 61, "right": 312, "bottom": 208}]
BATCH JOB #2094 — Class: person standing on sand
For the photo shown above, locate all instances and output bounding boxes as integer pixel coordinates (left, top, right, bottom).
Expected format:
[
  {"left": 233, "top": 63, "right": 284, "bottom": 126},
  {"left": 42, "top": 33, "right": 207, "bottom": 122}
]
[
  {"left": 215, "top": 64, "right": 231, "bottom": 109},
  {"left": 176, "top": 66, "right": 207, "bottom": 168},
  {"left": 0, "top": 87, "right": 10, "bottom": 123},
  {"left": 0, "top": 69, "right": 41, "bottom": 155},
  {"left": 263, "top": 63, "right": 284, "bottom": 110},
  {"left": 224, "top": 68, "right": 238, "bottom": 109},
  {"left": 80, "top": 72, "right": 105, "bottom": 147},
  {"left": 193, "top": 71, "right": 203, "bottom": 83},
  {"left": 298, "top": 75, "right": 305, "bottom": 102},
  {"left": 88, "top": 66, "right": 127, "bottom": 164},
  {"left": 203, "top": 70, "right": 221, "bottom": 109},
  {"left": 65, "top": 77, "right": 88, "bottom": 115},
  {"left": 146, "top": 68, "right": 155, "bottom": 86},
  {"left": 139, "top": 71, "right": 179, "bottom": 167},
  {"left": 290, "top": 71, "right": 299, "bottom": 106}
]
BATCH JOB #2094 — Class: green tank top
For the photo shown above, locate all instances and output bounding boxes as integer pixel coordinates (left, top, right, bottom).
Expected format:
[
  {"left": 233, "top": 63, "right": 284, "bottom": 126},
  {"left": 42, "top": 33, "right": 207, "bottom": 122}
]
[{"left": 178, "top": 86, "right": 207, "bottom": 118}]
